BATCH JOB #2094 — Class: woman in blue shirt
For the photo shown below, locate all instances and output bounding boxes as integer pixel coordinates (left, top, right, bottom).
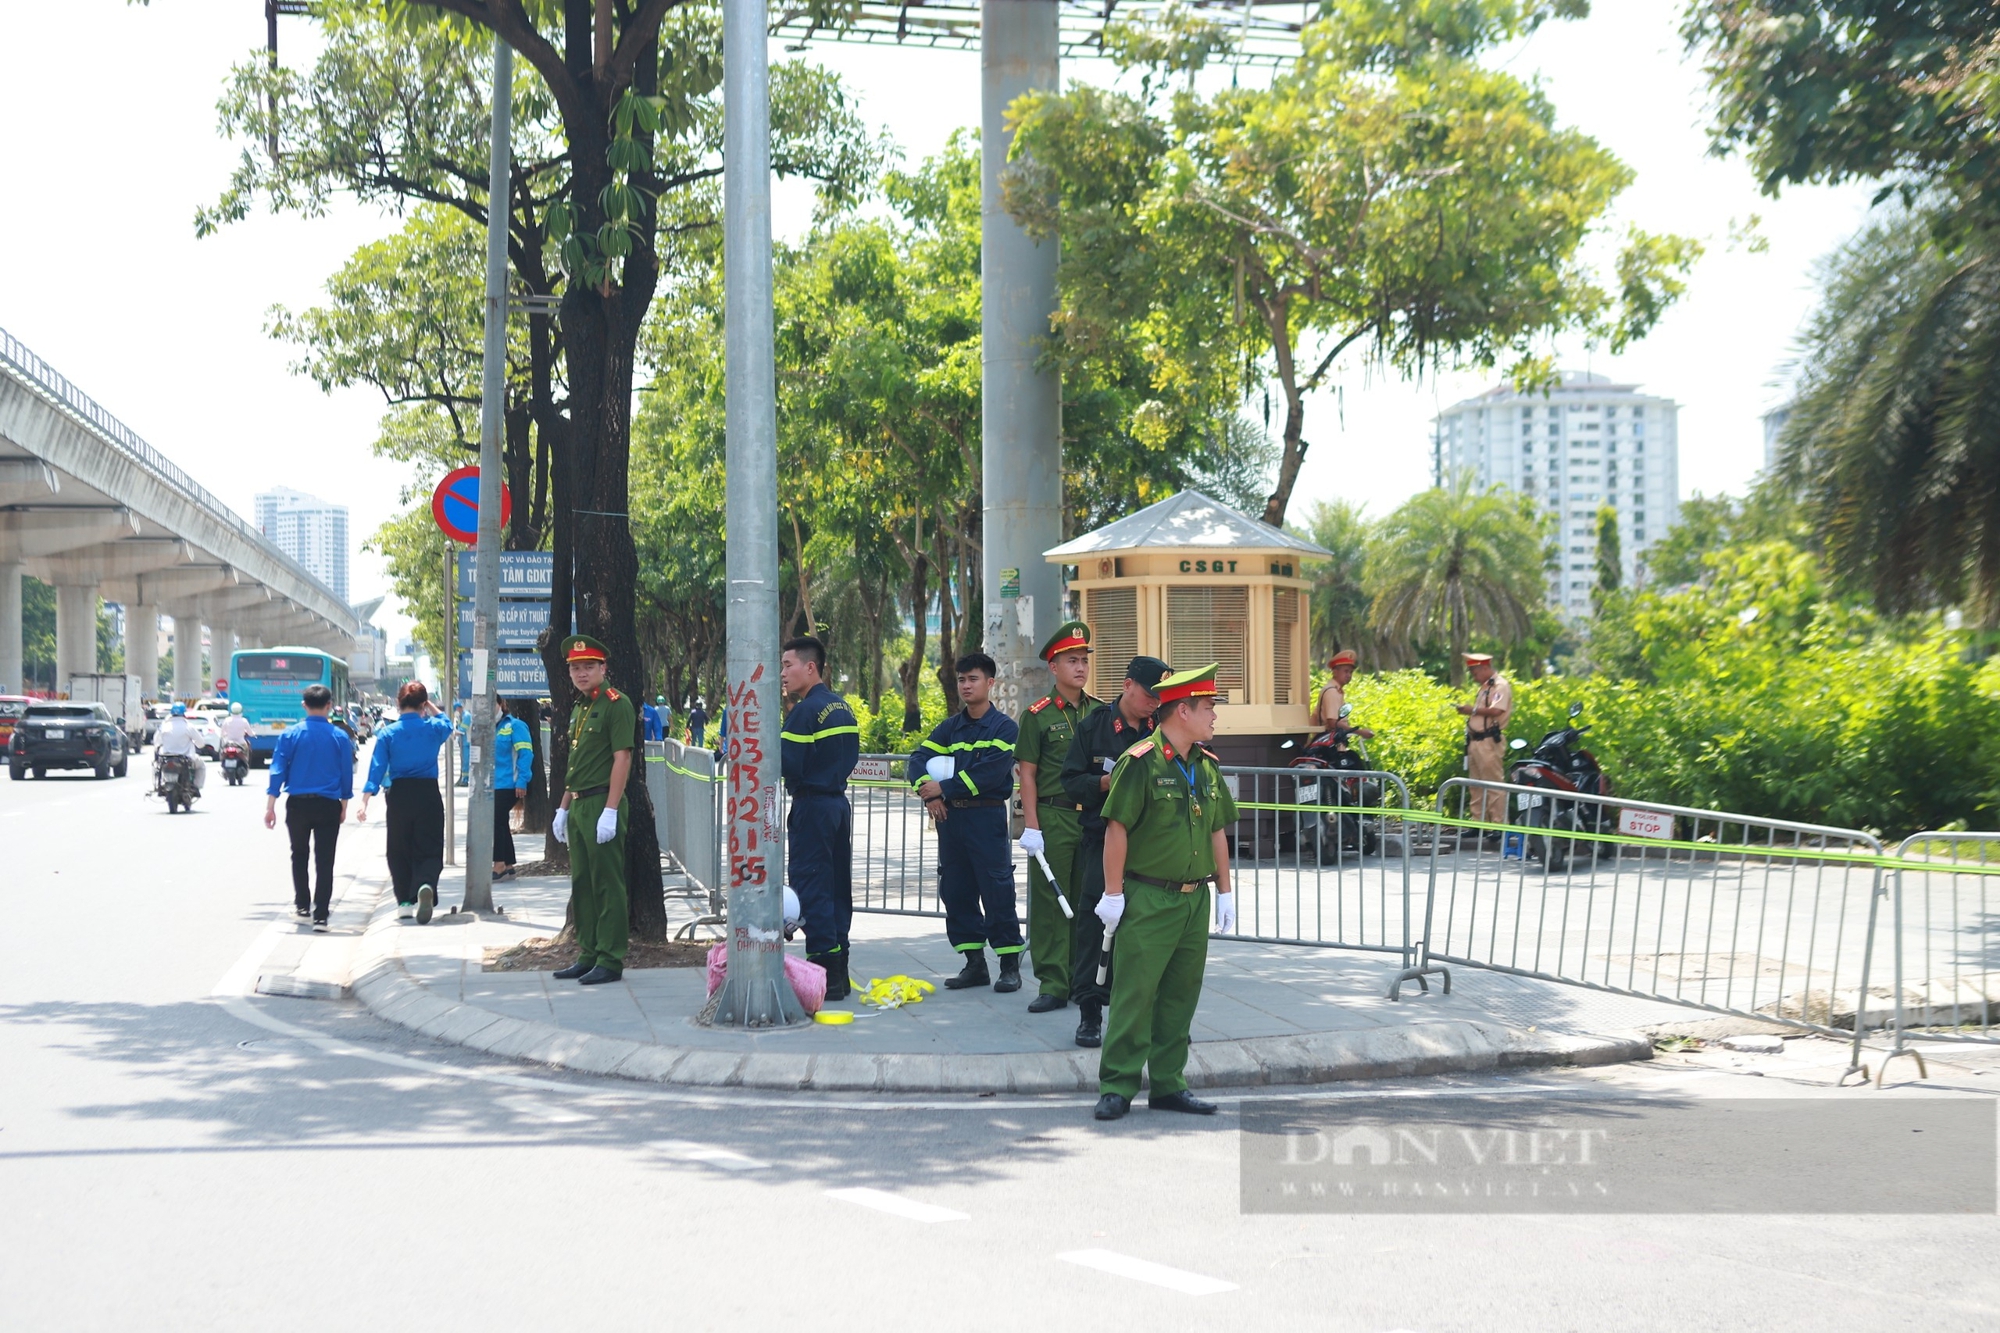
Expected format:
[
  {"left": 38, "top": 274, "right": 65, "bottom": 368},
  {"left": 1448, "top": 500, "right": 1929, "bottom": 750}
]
[
  {"left": 490, "top": 708, "right": 535, "bottom": 878},
  {"left": 354, "top": 681, "right": 456, "bottom": 923}
]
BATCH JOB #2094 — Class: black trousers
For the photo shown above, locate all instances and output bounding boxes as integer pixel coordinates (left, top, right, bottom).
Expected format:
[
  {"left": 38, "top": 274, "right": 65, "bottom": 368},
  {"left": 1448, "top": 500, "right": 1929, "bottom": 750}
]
[
  {"left": 493, "top": 788, "right": 518, "bottom": 867},
  {"left": 385, "top": 778, "right": 445, "bottom": 905},
  {"left": 1069, "top": 827, "right": 1112, "bottom": 1006},
  {"left": 285, "top": 795, "right": 342, "bottom": 921}
]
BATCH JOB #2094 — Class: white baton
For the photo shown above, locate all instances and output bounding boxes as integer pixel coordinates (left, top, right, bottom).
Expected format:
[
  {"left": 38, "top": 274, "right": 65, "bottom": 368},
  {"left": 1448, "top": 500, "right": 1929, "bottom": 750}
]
[
  {"left": 1095, "top": 921, "right": 1116, "bottom": 988},
  {"left": 1033, "top": 851, "right": 1075, "bottom": 919}
]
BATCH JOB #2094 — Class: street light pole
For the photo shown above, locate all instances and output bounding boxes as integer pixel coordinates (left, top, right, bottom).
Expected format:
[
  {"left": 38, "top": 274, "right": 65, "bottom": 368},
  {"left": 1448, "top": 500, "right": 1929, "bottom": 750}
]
[
  {"left": 704, "top": 0, "right": 801, "bottom": 1027},
  {"left": 463, "top": 34, "right": 512, "bottom": 915}
]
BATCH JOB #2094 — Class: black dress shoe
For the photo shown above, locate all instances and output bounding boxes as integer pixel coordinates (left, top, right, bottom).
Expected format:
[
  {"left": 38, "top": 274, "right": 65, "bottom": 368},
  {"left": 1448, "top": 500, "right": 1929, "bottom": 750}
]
[
  {"left": 1148, "top": 1089, "right": 1218, "bottom": 1115},
  {"left": 1074, "top": 1001, "right": 1103, "bottom": 1048},
  {"left": 993, "top": 955, "right": 1022, "bottom": 993},
  {"left": 1093, "top": 1093, "right": 1131, "bottom": 1121},
  {"left": 577, "top": 966, "right": 623, "bottom": 985},
  {"left": 552, "top": 960, "right": 594, "bottom": 980},
  {"left": 943, "top": 953, "right": 991, "bottom": 989},
  {"left": 1026, "top": 993, "right": 1068, "bottom": 1013}
]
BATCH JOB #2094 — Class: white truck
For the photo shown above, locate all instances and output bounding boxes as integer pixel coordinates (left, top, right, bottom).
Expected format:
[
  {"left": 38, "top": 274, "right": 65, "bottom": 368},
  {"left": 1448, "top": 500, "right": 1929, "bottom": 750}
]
[{"left": 66, "top": 674, "right": 150, "bottom": 749}]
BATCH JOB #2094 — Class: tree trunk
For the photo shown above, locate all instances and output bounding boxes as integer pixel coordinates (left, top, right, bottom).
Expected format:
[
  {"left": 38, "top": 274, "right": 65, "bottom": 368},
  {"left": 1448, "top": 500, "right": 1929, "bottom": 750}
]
[
  {"left": 1257, "top": 294, "right": 1308, "bottom": 528},
  {"left": 898, "top": 538, "right": 930, "bottom": 732}
]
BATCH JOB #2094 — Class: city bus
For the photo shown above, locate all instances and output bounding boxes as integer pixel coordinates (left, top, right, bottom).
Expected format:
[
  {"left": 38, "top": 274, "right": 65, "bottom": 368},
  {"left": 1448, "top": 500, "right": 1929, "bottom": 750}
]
[{"left": 228, "top": 648, "right": 351, "bottom": 766}]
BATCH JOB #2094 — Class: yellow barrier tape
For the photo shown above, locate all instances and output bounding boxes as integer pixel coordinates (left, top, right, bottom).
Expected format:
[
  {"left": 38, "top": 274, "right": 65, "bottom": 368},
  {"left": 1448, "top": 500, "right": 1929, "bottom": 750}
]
[{"left": 855, "top": 974, "right": 937, "bottom": 1009}]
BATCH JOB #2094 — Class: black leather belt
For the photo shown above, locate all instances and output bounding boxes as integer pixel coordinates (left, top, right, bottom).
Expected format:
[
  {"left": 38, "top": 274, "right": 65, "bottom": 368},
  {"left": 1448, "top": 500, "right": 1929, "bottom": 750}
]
[
  {"left": 1127, "top": 871, "right": 1215, "bottom": 894},
  {"left": 1038, "top": 797, "right": 1084, "bottom": 811},
  {"left": 946, "top": 798, "right": 1006, "bottom": 808},
  {"left": 568, "top": 784, "right": 609, "bottom": 798},
  {"left": 1467, "top": 726, "right": 1502, "bottom": 744}
]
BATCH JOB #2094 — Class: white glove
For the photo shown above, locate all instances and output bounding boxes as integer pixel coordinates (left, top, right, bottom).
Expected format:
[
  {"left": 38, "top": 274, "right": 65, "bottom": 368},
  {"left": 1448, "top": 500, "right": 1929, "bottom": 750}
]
[
  {"left": 550, "top": 808, "right": 568, "bottom": 844},
  {"left": 595, "top": 807, "right": 619, "bottom": 843},
  {"left": 1019, "top": 827, "right": 1045, "bottom": 857},
  {"left": 1215, "top": 891, "right": 1236, "bottom": 935},
  {"left": 1095, "top": 891, "right": 1125, "bottom": 931}
]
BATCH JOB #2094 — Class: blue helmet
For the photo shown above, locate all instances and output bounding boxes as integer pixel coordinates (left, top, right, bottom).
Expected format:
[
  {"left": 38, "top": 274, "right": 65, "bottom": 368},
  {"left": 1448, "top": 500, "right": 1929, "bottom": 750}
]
[{"left": 170, "top": 702, "right": 187, "bottom": 716}]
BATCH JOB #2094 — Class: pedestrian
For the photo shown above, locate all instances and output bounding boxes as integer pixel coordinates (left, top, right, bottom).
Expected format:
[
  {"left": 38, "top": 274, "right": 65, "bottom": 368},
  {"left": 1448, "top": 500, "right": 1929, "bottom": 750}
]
[
  {"left": 451, "top": 701, "right": 470, "bottom": 786},
  {"left": 1456, "top": 652, "right": 1514, "bottom": 845},
  {"left": 549, "top": 636, "right": 636, "bottom": 985},
  {"left": 491, "top": 705, "right": 535, "bottom": 879},
  {"left": 1014, "top": 620, "right": 1100, "bottom": 1015},
  {"left": 907, "top": 652, "right": 1023, "bottom": 992},
  {"left": 1091, "top": 663, "right": 1238, "bottom": 1121},
  {"left": 352, "top": 681, "right": 455, "bottom": 923},
  {"left": 655, "top": 694, "right": 674, "bottom": 745},
  {"left": 688, "top": 697, "right": 708, "bottom": 749},
  {"left": 642, "top": 695, "right": 663, "bottom": 742},
  {"left": 263, "top": 683, "right": 355, "bottom": 933},
  {"left": 1058, "top": 654, "right": 1171, "bottom": 1047},
  {"left": 779, "top": 635, "right": 860, "bottom": 1000}
]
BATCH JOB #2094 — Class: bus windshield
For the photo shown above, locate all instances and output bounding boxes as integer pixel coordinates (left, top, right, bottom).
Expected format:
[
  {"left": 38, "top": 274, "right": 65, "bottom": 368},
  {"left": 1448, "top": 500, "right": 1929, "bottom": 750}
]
[
  {"left": 229, "top": 648, "right": 350, "bottom": 751},
  {"left": 235, "top": 653, "right": 328, "bottom": 681}
]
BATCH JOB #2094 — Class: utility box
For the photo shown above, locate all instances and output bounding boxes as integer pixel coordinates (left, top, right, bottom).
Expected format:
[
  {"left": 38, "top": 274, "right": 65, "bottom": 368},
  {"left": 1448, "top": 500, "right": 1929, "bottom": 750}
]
[
  {"left": 1044, "top": 490, "right": 1330, "bottom": 768},
  {"left": 66, "top": 673, "right": 147, "bottom": 748}
]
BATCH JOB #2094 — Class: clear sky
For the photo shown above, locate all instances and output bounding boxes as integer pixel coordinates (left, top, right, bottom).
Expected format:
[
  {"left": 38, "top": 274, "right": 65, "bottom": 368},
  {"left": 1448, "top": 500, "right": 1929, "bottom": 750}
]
[{"left": 0, "top": 1, "right": 1875, "bottom": 637}]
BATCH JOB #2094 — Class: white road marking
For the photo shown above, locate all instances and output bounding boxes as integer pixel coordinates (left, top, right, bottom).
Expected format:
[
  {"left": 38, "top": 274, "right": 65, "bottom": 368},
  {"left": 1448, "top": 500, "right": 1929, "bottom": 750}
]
[
  {"left": 656, "top": 1139, "right": 770, "bottom": 1170},
  {"left": 826, "top": 1187, "right": 969, "bottom": 1223},
  {"left": 1058, "top": 1249, "right": 1237, "bottom": 1296},
  {"left": 210, "top": 923, "right": 288, "bottom": 997},
  {"left": 497, "top": 1093, "right": 596, "bottom": 1124}
]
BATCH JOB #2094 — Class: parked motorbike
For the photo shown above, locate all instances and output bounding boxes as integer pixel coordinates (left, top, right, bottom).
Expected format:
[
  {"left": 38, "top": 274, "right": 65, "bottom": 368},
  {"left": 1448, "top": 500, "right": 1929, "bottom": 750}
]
[
  {"left": 1287, "top": 703, "right": 1381, "bottom": 859},
  {"left": 220, "top": 741, "right": 247, "bottom": 786},
  {"left": 153, "top": 752, "right": 200, "bottom": 814},
  {"left": 1507, "top": 702, "right": 1614, "bottom": 872}
]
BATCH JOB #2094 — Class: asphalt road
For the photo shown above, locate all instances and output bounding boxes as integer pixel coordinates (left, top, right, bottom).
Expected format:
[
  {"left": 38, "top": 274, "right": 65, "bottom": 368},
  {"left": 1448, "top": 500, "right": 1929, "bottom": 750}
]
[{"left": 5, "top": 758, "right": 1999, "bottom": 1332}]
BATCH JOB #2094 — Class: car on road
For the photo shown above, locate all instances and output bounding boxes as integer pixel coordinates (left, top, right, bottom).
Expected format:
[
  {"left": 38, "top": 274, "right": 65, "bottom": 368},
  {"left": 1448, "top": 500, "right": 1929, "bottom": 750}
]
[
  {"left": 0, "top": 695, "right": 29, "bottom": 747},
  {"left": 187, "top": 714, "right": 222, "bottom": 758},
  {"left": 8, "top": 701, "right": 130, "bottom": 779}
]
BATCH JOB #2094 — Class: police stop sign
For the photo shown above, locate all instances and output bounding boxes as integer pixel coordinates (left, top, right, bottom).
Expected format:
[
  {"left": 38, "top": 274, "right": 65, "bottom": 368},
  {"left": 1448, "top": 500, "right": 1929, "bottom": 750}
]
[{"left": 430, "top": 465, "right": 511, "bottom": 545}]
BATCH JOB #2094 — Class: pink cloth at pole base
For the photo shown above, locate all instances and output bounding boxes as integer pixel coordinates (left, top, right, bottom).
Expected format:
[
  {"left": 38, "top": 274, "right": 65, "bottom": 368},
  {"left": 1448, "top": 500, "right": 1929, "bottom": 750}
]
[{"left": 705, "top": 943, "right": 826, "bottom": 1013}]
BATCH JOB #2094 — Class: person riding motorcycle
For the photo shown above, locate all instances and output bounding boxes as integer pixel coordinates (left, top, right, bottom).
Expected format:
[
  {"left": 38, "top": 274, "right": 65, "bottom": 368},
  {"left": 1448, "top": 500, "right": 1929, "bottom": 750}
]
[
  {"left": 155, "top": 703, "right": 207, "bottom": 790},
  {"left": 218, "top": 702, "right": 253, "bottom": 749}
]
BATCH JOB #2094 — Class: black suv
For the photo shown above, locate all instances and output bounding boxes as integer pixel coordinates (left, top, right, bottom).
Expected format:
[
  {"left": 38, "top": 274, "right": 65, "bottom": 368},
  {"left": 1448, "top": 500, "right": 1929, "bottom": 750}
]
[{"left": 9, "top": 702, "right": 130, "bottom": 780}]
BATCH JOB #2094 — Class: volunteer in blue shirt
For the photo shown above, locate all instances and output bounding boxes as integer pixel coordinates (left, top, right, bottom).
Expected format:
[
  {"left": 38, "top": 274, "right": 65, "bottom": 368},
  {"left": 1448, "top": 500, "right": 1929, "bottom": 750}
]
[
  {"left": 490, "top": 707, "right": 536, "bottom": 879},
  {"left": 354, "top": 681, "right": 456, "bottom": 924},
  {"left": 642, "top": 697, "right": 663, "bottom": 742},
  {"left": 263, "top": 683, "right": 356, "bottom": 931}
]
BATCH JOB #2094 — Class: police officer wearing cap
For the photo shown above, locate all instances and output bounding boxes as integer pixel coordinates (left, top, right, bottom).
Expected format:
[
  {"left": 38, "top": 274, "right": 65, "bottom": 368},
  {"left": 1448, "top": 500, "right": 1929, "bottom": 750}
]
[
  {"left": 549, "top": 635, "right": 637, "bottom": 985},
  {"left": 1015, "top": 620, "right": 1101, "bottom": 1014},
  {"left": 1059, "top": 654, "right": 1171, "bottom": 1047},
  {"left": 1457, "top": 651, "right": 1513, "bottom": 843},
  {"left": 1316, "top": 649, "right": 1375, "bottom": 743},
  {"left": 1091, "top": 663, "right": 1238, "bottom": 1121},
  {"left": 779, "top": 635, "right": 861, "bottom": 1001}
]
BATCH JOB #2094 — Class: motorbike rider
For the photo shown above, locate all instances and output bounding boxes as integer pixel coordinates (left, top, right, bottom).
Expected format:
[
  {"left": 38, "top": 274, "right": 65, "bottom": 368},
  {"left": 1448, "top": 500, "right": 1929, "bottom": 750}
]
[
  {"left": 218, "top": 702, "right": 254, "bottom": 755},
  {"left": 1315, "top": 650, "right": 1374, "bottom": 745},
  {"left": 155, "top": 702, "right": 207, "bottom": 790}
]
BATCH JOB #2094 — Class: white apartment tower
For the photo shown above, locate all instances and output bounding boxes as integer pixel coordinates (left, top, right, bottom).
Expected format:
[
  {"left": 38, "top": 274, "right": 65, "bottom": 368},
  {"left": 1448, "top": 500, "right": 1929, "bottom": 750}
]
[
  {"left": 255, "top": 487, "right": 350, "bottom": 604},
  {"left": 1431, "top": 371, "right": 1680, "bottom": 616}
]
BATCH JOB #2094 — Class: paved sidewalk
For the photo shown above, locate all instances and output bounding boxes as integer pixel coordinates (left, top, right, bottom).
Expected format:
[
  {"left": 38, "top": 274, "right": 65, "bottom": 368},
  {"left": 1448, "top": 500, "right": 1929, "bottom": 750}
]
[{"left": 268, "top": 818, "right": 1743, "bottom": 1093}]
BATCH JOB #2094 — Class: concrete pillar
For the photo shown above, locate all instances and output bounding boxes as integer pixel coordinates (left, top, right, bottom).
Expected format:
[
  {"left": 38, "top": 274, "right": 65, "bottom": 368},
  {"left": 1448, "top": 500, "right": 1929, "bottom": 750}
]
[
  {"left": 214, "top": 626, "right": 238, "bottom": 692},
  {"left": 173, "top": 614, "right": 203, "bottom": 700},
  {"left": 0, "top": 560, "right": 21, "bottom": 694},
  {"left": 55, "top": 583, "right": 99, "bottom": 688},
  {"left": 125, "top": 602, "right": 159, "bottom": 695},
  {"left": 980, "top": 0, "right": 1063, "bottom": 718}
]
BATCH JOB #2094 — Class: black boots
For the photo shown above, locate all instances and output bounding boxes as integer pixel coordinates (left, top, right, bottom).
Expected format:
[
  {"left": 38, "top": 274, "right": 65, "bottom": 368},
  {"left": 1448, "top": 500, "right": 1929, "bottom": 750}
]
[
  {"left": 553, "top": 959, "right": 593, "bottom": 980},
  {"left": 1074, "top": 1001, "right": 1103, "bottom": 1047},
  {"left": 1026, "top": 993, "right": 1068, "bottom": 1013},
  {"left": 811, "top": 951, "right": 852, "bottom": 1002},
  {"left": 944, "top": 951, "right": 992, "bottom": 989},
  {"left": 993, "top": 954, "right": 1022, "bottom": 993}
]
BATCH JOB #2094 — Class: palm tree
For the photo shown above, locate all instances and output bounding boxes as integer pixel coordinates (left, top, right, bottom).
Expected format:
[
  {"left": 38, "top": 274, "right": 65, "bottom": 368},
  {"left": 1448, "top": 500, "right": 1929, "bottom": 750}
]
[
  {"left": 1295, "top": 498, "right": 1378, "bottom": 663},
  {"left": 1366, "top": 473, "right": 1547, "bottom": 685},
  {"left": 1780, "top": 208, "right": 2000, "bottom": 626}
]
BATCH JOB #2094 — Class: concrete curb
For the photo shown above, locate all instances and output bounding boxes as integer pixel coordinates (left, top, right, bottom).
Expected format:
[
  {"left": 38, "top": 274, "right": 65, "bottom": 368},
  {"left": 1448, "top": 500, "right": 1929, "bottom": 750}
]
[{"left": 350, "top": 890, "right": 1651, "bottom": 1094}]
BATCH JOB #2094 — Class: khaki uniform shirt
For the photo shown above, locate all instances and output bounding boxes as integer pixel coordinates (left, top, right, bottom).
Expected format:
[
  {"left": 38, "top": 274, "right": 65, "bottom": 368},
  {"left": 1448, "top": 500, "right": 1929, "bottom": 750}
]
[
  {"left": 1316, "top": 678, "right": 1347, "bottom": 731},
  {"left": 566, "top": 686, "right": 637, "bottom": 790},
  {"left": 1100, "top": 734, "right": 1240, "bottom": 883},
  {"left": 1466, "top": 673, "right": 1514, "bottom": 745}
]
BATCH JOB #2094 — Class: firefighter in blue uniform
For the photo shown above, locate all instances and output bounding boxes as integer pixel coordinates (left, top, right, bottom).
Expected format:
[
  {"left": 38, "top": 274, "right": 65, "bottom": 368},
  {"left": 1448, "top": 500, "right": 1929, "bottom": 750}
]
[
  {"left": 778, "top": 636, "right": 861, "bottom": 1000},
  {"left": 908, "top": 652, "right": 1023, "bottom": 991}
]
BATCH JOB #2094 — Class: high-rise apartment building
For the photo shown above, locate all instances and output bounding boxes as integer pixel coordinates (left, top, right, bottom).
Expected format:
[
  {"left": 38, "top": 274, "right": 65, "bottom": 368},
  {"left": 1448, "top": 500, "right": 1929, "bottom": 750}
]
[
  {"left": 1431, "top": 371, "right": 1680, "bottom": 616},
  {"left": 255, "top": 487, "right": 350, "bottom": 603}
]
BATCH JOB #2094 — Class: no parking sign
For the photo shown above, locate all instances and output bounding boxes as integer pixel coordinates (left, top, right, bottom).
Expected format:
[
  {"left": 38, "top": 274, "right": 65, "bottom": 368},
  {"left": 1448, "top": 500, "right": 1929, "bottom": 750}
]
[{"left": 430, "top": 465, "right": 511, "bottom": 545}]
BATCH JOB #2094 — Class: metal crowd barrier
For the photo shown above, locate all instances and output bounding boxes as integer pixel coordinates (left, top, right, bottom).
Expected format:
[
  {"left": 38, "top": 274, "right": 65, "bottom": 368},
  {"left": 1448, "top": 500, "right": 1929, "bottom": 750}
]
[
  {"left": 646, "top": 739, "right": 724, "bottom": 930},
  {"left": 1412, "top": 777, "right": 1887, "bottom": 1078},
  {"left": 849, "top": 754, "right": 943, "bottom": 915},
  {"left": 1875, "top": 832, "right": 2000, "bottom": 1084}
]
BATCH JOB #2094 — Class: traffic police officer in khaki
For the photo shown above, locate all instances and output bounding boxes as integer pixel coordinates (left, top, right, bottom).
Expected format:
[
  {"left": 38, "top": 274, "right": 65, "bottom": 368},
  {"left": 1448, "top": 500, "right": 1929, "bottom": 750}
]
[
  {"left": 1091, "top": 663, "right": 1237, "bottom": 1121},
  {"left": 1457, "top": 651, "right": 1513, "bottom": 842},
  {"left": 1015, "top": 620, "right": 1100, "bottom": 1014},
  {"left": 550, "top": 635, "right": 637, "bottom": 985}
]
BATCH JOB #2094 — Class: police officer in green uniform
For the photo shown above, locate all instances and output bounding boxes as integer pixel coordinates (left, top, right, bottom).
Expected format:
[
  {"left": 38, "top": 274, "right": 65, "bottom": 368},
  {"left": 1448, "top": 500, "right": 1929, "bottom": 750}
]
[
  {"left": 1015, "top": 621, "right": 1101, "bottom": 1014},
  {"left": 1091, "top": 663, "right": 1238, "bottom": 1121},
  {"left": 1059, "top": 654, "right": 1171, "bottom": 1047},
  {"left": 549, "top": 635, "right": 637, "bottom": 986}
]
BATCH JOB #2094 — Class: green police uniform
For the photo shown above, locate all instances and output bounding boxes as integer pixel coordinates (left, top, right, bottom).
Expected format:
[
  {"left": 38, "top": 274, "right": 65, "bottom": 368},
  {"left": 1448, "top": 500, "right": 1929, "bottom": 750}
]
[
  {"left": 1096, "top": 668, "right": 1237, "bottom": 1102},
  {"left": 1016, "top": 620, "right": 1101, "bottom": 1002},
  {"left": 563, "top": 637, "right": 637, "bottom": 973}
]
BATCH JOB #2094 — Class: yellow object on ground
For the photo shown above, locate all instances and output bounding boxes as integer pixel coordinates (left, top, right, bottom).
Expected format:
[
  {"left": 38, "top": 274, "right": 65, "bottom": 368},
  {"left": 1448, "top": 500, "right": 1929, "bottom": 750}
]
[
  {"left": 855, "top": 975, "right": 936, "bottom": 1009},
  {"left": 814, "top": 1010, "right": 854, "bottom": 1025}
]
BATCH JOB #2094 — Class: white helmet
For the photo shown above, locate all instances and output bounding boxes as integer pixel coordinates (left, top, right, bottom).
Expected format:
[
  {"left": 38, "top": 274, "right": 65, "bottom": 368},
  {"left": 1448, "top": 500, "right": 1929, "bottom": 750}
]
[
  {"left": 783, "top": 886, "right": 801, "bottom": 931},
  {"left": 230, "top": 702, "right": 243, "bottom": 715}
]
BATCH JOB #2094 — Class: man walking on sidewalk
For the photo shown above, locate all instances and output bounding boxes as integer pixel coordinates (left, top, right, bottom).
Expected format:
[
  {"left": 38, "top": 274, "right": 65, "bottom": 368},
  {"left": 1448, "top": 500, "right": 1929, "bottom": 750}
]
[
  {"left": 550, "top": 636, "right": 636, "bottom": 986},
  {"left": 263, "top": 684, "right": 354, "bottom": 932}
]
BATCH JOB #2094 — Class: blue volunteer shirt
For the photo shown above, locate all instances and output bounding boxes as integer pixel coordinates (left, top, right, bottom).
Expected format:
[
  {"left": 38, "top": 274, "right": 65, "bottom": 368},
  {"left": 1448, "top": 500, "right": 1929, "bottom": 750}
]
[
  {"left": 492, "top": 714, "right": 536, "bottom": 791},
  {"left": 780, "top": 682, "right": 860, "bottom": 797},
  {"left": 906, "top": 703, "right": 1018, "bottom": 801},
  {"left": 266, "top": 715, "right": 355, "bottom": 801},
  {"left": 363, "top": 711, "right": 456, "bottom": 795}
]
